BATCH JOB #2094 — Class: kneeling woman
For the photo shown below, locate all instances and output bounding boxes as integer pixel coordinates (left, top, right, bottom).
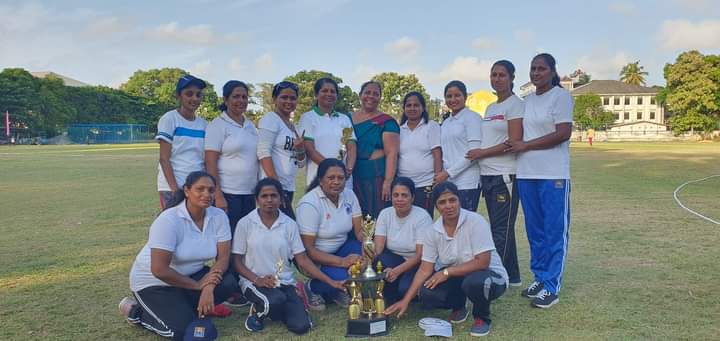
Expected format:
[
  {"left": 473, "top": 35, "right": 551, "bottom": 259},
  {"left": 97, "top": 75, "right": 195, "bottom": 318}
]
[
  {"left": 374, "top": 177, "right": 432, "bottom": 304},
  {"left": 232, "top": 177, "right": 345, "bottom": 334},
  {"left": 119, "top": 171, "right": 237, "bottom": 341},
  {"left": 385, "top": 182, "right": 508, "bottom": 337},
  {"left": 297, "top": 158, "right": 363, "bottom": 311}
]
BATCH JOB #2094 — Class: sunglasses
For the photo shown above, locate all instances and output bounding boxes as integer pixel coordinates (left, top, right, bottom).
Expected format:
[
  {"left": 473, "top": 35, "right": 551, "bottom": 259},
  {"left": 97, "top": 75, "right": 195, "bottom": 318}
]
[{"left": 273, "top": 81, "right": 299, "bottom": 95}]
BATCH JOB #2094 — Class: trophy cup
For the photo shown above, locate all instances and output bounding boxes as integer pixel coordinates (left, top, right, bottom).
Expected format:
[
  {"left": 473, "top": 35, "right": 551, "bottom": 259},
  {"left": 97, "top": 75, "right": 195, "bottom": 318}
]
[
  {"left": 274, "top": 257, "right": 283, "bottom": 288},
  {"left": 344, "top": 215, "right": 389, "bottom": 337},
  {"left": 338, "top": 127, "right": 353, "bottom": 160}
]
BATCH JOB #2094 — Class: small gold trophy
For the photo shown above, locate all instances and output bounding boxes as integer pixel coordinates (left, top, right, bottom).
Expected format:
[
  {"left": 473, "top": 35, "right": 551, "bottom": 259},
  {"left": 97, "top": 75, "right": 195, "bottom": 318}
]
[
  {"left": 338, "top": 127, "right": 353, "bottom": 160},
  {"left": 347, "top": 263, "right": 362, "bottom": 320},
  {"left": 374, "top": 261, "right": 385, "bottom": 315},
  {"left": 274, "top": 257, "right": 284, "bottom": 288}
]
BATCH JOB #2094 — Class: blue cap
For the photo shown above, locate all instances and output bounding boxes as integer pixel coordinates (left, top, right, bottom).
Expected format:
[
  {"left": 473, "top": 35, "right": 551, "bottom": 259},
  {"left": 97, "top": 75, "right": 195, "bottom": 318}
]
[
  {"left": 183, "top": 318, "right": 218, "bottom": 341},
  {"left": 176, "top": 74, "right": 207, "bottom": 94}
]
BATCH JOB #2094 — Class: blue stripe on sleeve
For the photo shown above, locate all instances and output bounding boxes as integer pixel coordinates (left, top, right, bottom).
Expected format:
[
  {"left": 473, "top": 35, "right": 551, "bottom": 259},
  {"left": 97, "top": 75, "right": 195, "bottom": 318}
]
[{"left": 173, "top": 127, "right": 205, "bottom": 138}]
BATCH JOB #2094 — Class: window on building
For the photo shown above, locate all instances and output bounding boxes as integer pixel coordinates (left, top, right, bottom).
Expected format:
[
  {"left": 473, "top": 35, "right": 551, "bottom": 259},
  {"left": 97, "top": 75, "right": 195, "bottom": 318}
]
[
  {"left": 603, "top": 97, "right": 609, "bottom": 105},
  {"left": 650, "top": 112, "right": 656, "bottom": 120},
  {"left": 624, "top": 97, "right": 630, "bottom": 105},
  {"left": 614, "top": 112, "right": 620, "bottom": 120},
  {"left": 614, "top": 97, "right": 620, "bottom": 105},
  {"left": 624, "top": 112, "right": 630, "bottom": 120},
  {"left": 651, "top": 97, "right": 656, "bottom": 105},
  {"left": 637, "top": 112, "right": 643, "bottom": 120},
  {"left": 637, "top": 97, "right": 643, "bottom": 105}
]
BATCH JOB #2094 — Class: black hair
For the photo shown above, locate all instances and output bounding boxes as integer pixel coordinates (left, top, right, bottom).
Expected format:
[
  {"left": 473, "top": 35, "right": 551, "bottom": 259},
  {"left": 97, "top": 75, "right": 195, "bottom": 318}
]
[
  {"left": 431, "top": 181, "right": 460, "bottom": 208},
  {"left": 532, "top": 53, "right": 562, "bottom": 88},
  {"left": 391, "top": 177, "right": 416, "bottom": 197},
  {"left": 492, "top": 60, "right": 516, "bottom": 92},
  {"left": 254, "top": 177, "right": 284, "bottom": 199},
  {"left": 444, "top": 80, "right": 468, "bottom": 98},
  {"left": 314, "top": 77, "right": 339, "bottom": 95},
  {"left": 165, "top": 171, "right": 216, "bottom": 210},
  {"left": 307, "top": 158, "right": 347, "bottom": 192},
  {"left": 400, "top": 91, "right": 429, "bottom": 125},
  {"left": 360, "top": 81, "right": 383, "bottom": 96},
  {"left": 272, "top": 81, "right": 299, "bottom": 98},
  {"left": 219, "top": 80, "right": 250, "bottom": 112}
]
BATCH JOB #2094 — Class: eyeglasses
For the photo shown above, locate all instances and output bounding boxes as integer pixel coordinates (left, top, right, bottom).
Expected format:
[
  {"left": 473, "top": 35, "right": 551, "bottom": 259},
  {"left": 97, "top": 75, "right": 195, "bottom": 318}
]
[{"left": 273, "top": 81, "right": 299, "bottom": 95}]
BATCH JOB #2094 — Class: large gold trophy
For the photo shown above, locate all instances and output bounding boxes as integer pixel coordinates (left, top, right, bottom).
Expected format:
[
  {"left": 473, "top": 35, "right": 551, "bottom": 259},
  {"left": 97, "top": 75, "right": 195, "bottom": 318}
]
[
  {"left": 338, "top": 127, "right": 353, "bottom": 160},
  {"left": 344, "top": 215, "right": 389, "bottom": 337}
]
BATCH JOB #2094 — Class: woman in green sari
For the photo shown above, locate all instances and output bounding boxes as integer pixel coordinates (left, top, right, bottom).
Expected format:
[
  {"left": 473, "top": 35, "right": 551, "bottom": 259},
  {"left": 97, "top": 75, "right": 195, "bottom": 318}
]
[{"left": 351, "top": 81, "right": 400, "bottom": 218}]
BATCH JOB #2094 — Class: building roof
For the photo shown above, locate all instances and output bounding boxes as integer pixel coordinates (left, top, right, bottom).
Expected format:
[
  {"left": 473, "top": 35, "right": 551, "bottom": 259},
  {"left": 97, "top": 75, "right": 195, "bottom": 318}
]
[
  {"left": 571, "top": 80, "right": 658, "bottom": 95},
  {"left": 30, "top": 71, "right": 92, "bottom": 87}
]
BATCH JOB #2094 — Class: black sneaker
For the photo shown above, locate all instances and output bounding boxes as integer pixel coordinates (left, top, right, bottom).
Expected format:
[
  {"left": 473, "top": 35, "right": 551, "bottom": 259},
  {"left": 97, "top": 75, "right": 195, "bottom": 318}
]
[
  {"left": 448, "top": 305, "right": 469, "bottom": 324},
  {"left": 531, "top": 289, "right": 559, "bottom": 309},
  {"left": 244, "top": 305, "right": 264, "bottom": 332},
  {"left": 521, "top": 281, "right": 544, "bottom": 298}
]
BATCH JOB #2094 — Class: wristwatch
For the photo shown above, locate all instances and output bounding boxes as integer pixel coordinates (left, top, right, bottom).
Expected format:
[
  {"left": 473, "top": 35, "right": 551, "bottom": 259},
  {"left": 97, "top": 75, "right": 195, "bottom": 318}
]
[{"left": 442, "top": 268, "right": 449, "bottom": 277}]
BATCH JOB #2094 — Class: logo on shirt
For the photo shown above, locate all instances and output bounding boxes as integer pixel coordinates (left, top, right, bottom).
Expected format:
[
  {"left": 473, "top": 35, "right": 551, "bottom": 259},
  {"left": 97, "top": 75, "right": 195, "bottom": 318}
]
[
  {"left": 344, "top": 202, "right": 352, "bottom": 215},
  {"left": 496, "top": 194, "right": 507, "bottom": 203},
  {"left": 325, "top": 213, "right": 331, "bottom": 220},
  {"left": 483, "top": 114, "right": 505, "bottom": 121},
  {"left": 283, "top": 136, "right": 295, "bottom": 151},
  {"left": 555, "top": 180, "right": 565, "bottom": 189},
  {"left": 193, "top": 326, "right": 206, "bottom": 337}
]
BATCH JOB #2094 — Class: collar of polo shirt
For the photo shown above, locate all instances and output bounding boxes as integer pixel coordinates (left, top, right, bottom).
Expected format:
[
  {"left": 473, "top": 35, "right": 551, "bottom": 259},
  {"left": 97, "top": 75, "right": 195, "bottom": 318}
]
[
  {"left": 220, "top": 111, "right": 248, "bottom": 127},
  {"left": 401, "top": 119, "right": 427, "bottom": 129},
  {"left": 312, "top": 105, "right": 339, "bottom": 118},
  {"left": 248, "top": 208, "right": 288, "bottom": 230},
  {"left": 433, "top": 208, "right": 469, "bottom": 240}
]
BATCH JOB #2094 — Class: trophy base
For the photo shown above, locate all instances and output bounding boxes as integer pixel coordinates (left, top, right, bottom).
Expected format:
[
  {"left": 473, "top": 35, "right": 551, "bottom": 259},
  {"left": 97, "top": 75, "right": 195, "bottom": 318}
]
[{"left": 346, "top": 315, "right": 389, "bottom": 337}]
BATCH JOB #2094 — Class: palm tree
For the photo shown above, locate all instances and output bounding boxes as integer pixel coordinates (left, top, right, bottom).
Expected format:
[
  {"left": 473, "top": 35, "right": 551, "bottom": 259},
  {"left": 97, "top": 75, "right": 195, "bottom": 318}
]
[{"left": 620, "top": 61, "right": 649, "bottom": 86}]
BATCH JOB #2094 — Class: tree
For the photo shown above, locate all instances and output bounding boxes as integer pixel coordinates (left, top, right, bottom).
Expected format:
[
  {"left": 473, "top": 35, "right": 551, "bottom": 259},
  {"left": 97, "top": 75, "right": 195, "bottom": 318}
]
[
  {"left": 620, "top": 61, "right": 649, "bottom": 86},
  {"left": 577, "top": 73, "right": 592, "bottom": 86},
  {"left": 663, "top": 50, "right": 720, "bottom": 134},
  {"left": 573, "top": 94, "right": 615, "bottom": 130},
  {"left": 119, "top": 68, "right": 220, "bottom": 120},
  {"left": 283, "top": 70, "right": 358, "bottom": 116},
  {"left": 370, "top": 72, "right": 429, "bottom": 118}
]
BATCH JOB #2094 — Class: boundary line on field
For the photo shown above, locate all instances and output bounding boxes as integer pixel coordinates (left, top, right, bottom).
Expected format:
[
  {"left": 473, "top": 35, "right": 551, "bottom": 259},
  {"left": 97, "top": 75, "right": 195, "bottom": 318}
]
[{"left": 673, "top": 174, "right": 720, "bottom": 225}]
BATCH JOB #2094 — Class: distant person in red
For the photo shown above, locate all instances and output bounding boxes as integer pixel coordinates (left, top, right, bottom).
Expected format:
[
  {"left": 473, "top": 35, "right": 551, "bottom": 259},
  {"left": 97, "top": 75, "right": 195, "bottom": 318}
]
[{"left": 587, "top": 128, "right": 595, "bottom": 146}]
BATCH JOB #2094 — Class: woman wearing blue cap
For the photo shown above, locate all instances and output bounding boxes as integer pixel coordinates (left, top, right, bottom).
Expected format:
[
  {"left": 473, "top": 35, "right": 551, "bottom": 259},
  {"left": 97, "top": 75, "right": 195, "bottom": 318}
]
[
  {"left": 119, "top": 171, "right": 238, "bottom": 341},
  {"left": 156, "top": 74, "right": 208, "bottom": 209}
]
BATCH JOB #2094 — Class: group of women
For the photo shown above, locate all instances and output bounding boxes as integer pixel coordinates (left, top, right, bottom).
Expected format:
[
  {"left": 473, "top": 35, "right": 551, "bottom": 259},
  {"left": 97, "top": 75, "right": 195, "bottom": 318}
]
[{"left": 118, "top": 52, "right": 574, "bottom": 339}]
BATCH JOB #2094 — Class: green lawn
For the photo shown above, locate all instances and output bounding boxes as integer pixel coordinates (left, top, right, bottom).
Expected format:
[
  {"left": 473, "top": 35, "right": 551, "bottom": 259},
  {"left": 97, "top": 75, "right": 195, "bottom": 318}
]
[{"left": 1, "top": 142, "right": 719, "bottom": 340}]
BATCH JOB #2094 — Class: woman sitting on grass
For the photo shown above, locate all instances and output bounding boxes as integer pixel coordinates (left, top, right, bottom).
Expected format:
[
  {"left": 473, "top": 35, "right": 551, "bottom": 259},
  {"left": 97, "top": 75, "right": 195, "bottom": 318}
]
[
  {"left": 119, "top": 171, "right": 237, "bottom": 341},
  {"left": 232, "top": 177, "right": 345, "bottom": 334}
]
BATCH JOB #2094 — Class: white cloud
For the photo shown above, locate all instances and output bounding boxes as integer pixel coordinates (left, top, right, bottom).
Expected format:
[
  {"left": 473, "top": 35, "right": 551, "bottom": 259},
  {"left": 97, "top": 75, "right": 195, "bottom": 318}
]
[
  {"left": 350, "top": 64, "right": 380, "bottom": 87},
  {"left": 609, "top": 2, "right": 635, "bottom": 15},
  {"left": 85, "top": 16, "right": 126, "bottom": 36},
  {"left": 471, "top": 37, "right": 495, "bottom": 50},
  {"left": 514, "top": 29, "right": 535, "bottom": 43},
  {"left": 671, "top": 0, "right": 714, "bottom": 13},
  {"left": 189, "top": 60, "right": 212, "bottom": 78},
  {"left": 576, "top": 51, "right": 632, "bottom": 80},
  {"left": 657, "top": 19, "right": 720, "bottom": 50},
  {"left": 437, "top": 57, "right": 492, "bottom": 82},
  {"left": 384, "top": 36, "right": 420, "bottom": 59},
  {"left": 254, "top": 53, "right": 274, "bottom": 74},
  {"left": 228, "top": 57, "right": 245, "bottom": 72},
  {"left": 145, "top": 22, "right": 215, "bottom": 45},
  {"left": 0, "top": 3, "right": 50, "bottom": 32}
]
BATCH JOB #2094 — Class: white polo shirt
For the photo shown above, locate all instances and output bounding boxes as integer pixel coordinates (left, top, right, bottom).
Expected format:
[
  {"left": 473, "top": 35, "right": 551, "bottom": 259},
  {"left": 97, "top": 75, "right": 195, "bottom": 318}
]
[
  {"left": 441, "top": 108, "right": 483, "bottom": 190},
  {"left": 257, "top": 112, "right": 300, "bottom": 191},
  {"left": 155, "top": 110, "right": 208, "bottom": 191},
  {"left": 204, "top": 112, "right": 259, "bottom": 195},
  {"left": 232, "top": 210, "right": 305, "bottom": 290},
  {"left": 517, "top": 86, "right": 574, "bottom": 179},
  {"left": 398, "top": 120, "right": 441, "bottom": 187},
  {"left": 479, "top": 95, "right": 524, "bottom": 176},
  {"left": 298, "top": 108, "right": 356, "bottom": 187},
  {"left": 129, "top": 202, "right": 231, "bottom": 292},
  {"left": 421, "top": 209, "right": 508, "bottom": 285},
  {"left": 375, "top": 205, "right": 432, "bottom": 259},
  {"left": 296, "top": 187, "right": 362, "bottom": 254}
]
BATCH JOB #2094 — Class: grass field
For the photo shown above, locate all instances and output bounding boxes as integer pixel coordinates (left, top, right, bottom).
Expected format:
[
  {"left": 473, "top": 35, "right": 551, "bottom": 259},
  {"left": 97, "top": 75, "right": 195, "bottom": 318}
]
[{"left": 1, "top": 142, "right": 719, "bottom": 340}]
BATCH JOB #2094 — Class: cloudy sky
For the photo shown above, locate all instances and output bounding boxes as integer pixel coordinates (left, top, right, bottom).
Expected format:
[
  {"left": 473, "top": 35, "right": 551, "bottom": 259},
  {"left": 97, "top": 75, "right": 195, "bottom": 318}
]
[{"left": 1, "top": 0, "right": 719, "bottom": 98}]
